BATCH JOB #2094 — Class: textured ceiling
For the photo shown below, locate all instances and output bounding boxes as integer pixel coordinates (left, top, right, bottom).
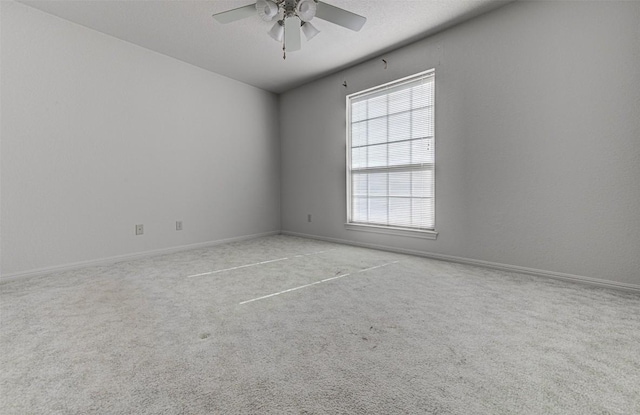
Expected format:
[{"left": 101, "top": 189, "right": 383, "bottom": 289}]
[{"left": 18, "top": 0, "right": 512, "bottom": 93}]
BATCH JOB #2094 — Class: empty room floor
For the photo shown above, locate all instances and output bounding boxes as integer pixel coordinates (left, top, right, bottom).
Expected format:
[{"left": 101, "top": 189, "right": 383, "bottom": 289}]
[{"left": 1, "top": 235, "right": 639, "bottom": 414}]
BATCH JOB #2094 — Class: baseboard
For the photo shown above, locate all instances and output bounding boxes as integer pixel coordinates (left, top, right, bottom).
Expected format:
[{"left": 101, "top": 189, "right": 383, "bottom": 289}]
[
  {"left": 0, "top": 230, "right": 281, "bottom": 283},
  {"left": 282, "top": 230, "right": 640, "bottom": 294},
  {"left": 6, "top": 229, "right": 638, "bottom": 294}
]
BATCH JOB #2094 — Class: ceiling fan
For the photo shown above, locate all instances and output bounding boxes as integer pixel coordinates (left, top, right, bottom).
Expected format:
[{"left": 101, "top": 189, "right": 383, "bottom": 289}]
[{"left": 212, "top": 0, "right": 367, "bottom": 58}]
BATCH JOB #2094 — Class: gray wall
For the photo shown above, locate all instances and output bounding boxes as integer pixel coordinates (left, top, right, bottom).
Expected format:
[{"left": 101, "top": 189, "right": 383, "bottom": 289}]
[
  {"left": 280, "top": 1, "right": 640, "bottom": 286},
  {"left": 1, "top": 2, "right": 281, "bottom": 276}
]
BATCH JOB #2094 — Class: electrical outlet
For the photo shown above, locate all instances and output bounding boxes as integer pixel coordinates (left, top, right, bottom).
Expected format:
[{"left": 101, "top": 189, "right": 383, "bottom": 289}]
[
  {"left": 135, "top": 224, "right": 144, "bottom": 235},
  {"left": 307, "top": 214, "right": 312, "bottom": 223},
  {"left": 176, "top": 221, "right": 183, "bottom": 231}
]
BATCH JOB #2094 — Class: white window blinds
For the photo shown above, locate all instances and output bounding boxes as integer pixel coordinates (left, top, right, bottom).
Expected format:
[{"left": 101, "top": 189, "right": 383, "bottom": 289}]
[{"left": 347, "top": 70, "right": 435, "bottom": 231}]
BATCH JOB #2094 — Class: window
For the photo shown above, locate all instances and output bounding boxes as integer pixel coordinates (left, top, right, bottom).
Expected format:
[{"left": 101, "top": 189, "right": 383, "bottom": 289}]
[{"left": 346, "top": 70, "right": 436, "bottom": 238}]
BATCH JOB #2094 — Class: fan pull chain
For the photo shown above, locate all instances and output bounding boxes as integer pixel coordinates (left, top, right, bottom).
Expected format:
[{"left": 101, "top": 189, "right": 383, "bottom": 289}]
[{"left": 282, "top": 31, "right": 286, "bottom": 59}]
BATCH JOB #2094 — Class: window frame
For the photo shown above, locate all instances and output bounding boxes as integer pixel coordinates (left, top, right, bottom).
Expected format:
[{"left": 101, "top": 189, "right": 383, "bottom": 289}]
[{"left": 345, "top": 69, "right": 438, "bottom": 240}]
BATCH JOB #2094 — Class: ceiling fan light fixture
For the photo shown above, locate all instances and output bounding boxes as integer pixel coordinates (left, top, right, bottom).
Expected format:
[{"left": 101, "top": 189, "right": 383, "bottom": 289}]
[
  {"left": 213, "top": 0, "right": 367, "bottom": 58},
  {"left": 301, "top": 21, "right": 320, "bottom": 41},
  {"left": 256, "top": 0, "right": 279, "bottom": 22},
  {"left": 268, "top": 20, "right": 285, "bottom": 42},
  {"left": 295, "top": 0, "right": 317, "bottom": 22}
]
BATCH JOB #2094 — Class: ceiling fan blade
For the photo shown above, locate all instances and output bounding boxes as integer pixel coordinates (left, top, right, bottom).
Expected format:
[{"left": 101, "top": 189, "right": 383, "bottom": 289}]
[
  {"left": 284, "top": 17, "right": 301, "bottom": 52},
  {"left": 212, "top": 4, "right": 256, "bottom": 24},
  {"left": 315, "top": 1, "right": 366, "bottom": 32}
]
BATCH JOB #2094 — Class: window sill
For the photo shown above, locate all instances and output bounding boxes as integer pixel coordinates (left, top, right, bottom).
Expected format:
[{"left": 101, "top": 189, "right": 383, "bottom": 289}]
[{"left": 345, "top": 223, "right": 438, "bottom": 240}]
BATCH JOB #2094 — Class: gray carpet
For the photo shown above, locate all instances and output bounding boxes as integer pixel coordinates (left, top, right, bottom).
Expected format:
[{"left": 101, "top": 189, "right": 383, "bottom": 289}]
[{"left": 1, "top": 235, "right": 639, "bottom": 414}]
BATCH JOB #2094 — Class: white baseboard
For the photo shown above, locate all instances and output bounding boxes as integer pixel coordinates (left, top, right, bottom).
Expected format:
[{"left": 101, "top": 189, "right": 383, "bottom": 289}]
[
  {"left": 5, "top": 229, "right": 638, "bottom": 294},
  {"left": 282, "top": 230, "right": 640, "bottom": 294},
  {"left": 1, "top": 230, "right": 280, "bottom": 283}
]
